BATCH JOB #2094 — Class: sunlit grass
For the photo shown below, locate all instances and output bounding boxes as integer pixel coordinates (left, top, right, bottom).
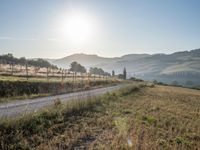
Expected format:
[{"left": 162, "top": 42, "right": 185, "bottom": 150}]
[
  {"left": 0, "top": 83, "right": 199, "bottom": 149},
  {"left": 0, "top": 77, "right": 120, "bottom": 103},
  {"left": 0, "top": 75, "right": 117, "bottom": 83}
]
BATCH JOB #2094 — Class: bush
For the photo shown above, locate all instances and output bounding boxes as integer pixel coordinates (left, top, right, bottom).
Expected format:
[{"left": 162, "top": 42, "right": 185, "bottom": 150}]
[{"left": 0, "top": 80, "right": 116, "bottom": 98}]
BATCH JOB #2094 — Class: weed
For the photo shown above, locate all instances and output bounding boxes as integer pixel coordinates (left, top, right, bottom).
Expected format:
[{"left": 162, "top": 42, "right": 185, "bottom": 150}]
[
  {"left": 142, "top": 115, "right": 157, "bottom": 125},
  {"left": 54, "top": 98, "right": 62, "bottom": 107}
]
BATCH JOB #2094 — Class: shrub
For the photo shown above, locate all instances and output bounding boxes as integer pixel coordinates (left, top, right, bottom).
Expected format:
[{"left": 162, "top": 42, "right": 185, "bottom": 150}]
[{"left": 0, "top": 80, "right": 116, "bottom": 98}]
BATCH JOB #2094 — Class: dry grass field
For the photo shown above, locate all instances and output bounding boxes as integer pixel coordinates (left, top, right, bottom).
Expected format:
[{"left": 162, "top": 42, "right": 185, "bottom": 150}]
[{"left": 0, "top": 83, "right": 200, "bottom": 150}]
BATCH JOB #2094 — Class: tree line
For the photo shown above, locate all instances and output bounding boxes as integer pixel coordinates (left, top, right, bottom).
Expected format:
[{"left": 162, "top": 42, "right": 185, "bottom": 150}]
[
  {"left": 0, "top": 54, "right": 128, "bottom": 79},
  {"left": 69, "top": 61, "right": 111, "bottom": 76},
  {"left": 0, "top": 53, "right": 58, "bottom": 69}
]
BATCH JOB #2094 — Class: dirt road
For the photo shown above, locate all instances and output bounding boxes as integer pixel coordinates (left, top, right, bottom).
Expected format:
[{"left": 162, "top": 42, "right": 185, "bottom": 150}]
[{"left": 0, "top": 84, "right": 124, "bottom": 118}]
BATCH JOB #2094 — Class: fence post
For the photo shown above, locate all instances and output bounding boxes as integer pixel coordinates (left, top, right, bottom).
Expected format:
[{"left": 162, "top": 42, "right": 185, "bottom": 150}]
[
  {"left": 87, "top": 73, "right": 90, "bottom": 85},
  {"left": 34, "top": 67, "right": 37, "bottom": 76},
  {"left": 25, "top": 63, "right": 28, "bottom": 80},
  {"left": 20, "top": 65, "right": 22, "bottom": 72},
  {"left": 11, "top": 63, "right": 14, "bottom": 75},
  {"left": 61, "top": 69, "right": 64, "bottom": 83},
  {"left": 46, "top": 67, "right": 49, "bottom": 81},
  {"left": 81, "top": 72, "right": 83, "bottom": 89},
  {"left": 75, "top": 72, "right": 77, "bottom": 83},
  {"left": 64, "top": 69, "right": 66, "bottom": 78},
  {"left": 52, "top": 68, "right": 54, "bottom": 77},
  {"left": 73, "top": 72, "right": 75, "bottom": 91}
]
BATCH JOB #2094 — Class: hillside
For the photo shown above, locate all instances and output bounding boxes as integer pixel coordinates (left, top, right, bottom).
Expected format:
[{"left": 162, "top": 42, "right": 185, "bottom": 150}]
[
  {"left": 49, "top": 49, "right": 200, "bottom": 86},
  {"left": 52, "top": 53, "right": 115, "bottom": 69}
]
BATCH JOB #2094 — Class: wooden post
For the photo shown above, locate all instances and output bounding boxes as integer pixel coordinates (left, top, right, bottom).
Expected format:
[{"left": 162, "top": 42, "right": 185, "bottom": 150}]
[
  {"left": 46, "top": 67, "right": 49, "bottom": 81},
  {"left": 52, "top": 68, "right": 55, "bottom": 77},
  {"left": 11, "top": 63, "right": 14, "bottom": 75},
  {"left": 25, "top": 63, "right": 28, "bottom": 80},
  {"left": 20, "top": 65, "right": 22, "bottom": 72},
  {"left": 72, "top": 72, "right": 75, "bottom": 91},
  {"left": 9, "top": 63, "right": 12, "bottom": 70},
  {"left": 81, "top": 72, "right": 83, "bottom": 89},
  {"left": 61, "top": 69, "right": 64, "bottom": 83},
  {"left": 88, "top": 73, "right": 90, "bottom": 85},
  {"left": 64, "top": 69, "right": 66, "bottom": 78},
  {"left": 75, "top": 72, "right": 77, "bottom": 83},
  {"left": 34, "top": 67, "right": 37, "bottom": 76}
]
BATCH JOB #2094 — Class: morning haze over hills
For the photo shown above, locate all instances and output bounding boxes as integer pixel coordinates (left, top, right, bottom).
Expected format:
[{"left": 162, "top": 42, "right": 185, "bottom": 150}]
[{"left": 47, "top": 48, "right": 200, "bottom": 86}]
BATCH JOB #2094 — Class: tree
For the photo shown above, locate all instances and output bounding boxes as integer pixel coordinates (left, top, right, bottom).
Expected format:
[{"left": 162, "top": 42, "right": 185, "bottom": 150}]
[
  {"left": 89, "top": 67, "right": 103, "bottom": 75},
  {"left": 123, "top": 67, "right": 127, "bottom": 80},
  {"left": 112, "top": 70, "right": 115, "bottom": 76},
  {"left": 69, "top": 61, "right": 86, "bottom": 73},
  {"left": 19, "top": 57, "right": 26, "bottom": 65},
  {"left": 89, "top": 67, "right": 111, "bottom": 76},
  {"left": 0, "top": 53, "right": 58, "bottom": 69}
]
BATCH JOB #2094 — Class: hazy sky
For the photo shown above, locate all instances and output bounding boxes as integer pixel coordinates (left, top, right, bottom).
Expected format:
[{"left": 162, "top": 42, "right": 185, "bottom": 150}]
[{"left": 0, "top": 0, "right": 200, "bottom": 58}]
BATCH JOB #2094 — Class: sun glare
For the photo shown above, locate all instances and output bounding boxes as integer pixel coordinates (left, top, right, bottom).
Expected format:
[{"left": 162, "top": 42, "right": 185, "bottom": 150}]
[{"left": 59, "top": 12, "right": 95, "bottom": 44}]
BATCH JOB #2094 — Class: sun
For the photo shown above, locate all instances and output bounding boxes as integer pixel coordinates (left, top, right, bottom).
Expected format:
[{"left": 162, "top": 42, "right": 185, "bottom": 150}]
[{"left": 59, "top": 12, "right": 95, "bottom": 44}]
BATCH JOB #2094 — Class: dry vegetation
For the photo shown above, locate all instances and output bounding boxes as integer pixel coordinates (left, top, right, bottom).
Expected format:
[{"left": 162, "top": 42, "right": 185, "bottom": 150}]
[
  {"left": 0, "top": 76, "right": 119, "bottom": 103},
  {"left": 0, "top": 83, "right": 200, "bottom": 150}
]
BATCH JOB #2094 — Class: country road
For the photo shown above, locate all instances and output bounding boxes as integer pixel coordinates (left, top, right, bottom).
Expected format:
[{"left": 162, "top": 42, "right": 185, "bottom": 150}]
[{"left": 0, "top": 84, "right": 125, "bottom": 118}]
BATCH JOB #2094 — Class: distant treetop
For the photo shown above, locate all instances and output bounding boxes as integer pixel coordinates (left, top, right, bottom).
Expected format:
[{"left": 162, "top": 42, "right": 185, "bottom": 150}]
[
  {"left": 89, "top": 67, "right": 111, "bottom": 76},
  {"left": 0, "top": 53, "right": 58, "bottom": 69},
  {"left": 69, "top": 61, "right": 86, "bottom": 73}
]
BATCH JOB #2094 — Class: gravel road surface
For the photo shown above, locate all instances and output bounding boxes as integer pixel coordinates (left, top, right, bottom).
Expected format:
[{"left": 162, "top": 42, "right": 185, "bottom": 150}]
[{"left": 0, "top": 84, "right": 124, "bottom": 118}]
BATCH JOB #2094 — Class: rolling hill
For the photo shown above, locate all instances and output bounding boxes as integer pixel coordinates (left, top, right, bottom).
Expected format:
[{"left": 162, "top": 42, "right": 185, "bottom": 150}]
[{"left": 49, "top": 49, "right": 200, "bottom": 86}]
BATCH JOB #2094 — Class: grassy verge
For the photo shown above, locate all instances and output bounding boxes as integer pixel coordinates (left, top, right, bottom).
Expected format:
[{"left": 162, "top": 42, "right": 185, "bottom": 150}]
[
  {"left": 0, "top": 75, "right": 117, "bottom": 83},
  {"left": 0, "top": 79, "right": 120, "bottom": 103},
  {"left": 0, "top": 83, "right": 200, "bottom": 150}
]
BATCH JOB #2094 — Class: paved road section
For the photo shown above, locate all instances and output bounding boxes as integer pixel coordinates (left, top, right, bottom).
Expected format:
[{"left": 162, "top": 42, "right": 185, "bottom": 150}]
[{"left": 0, "top": 84, "right": 124, "bottom": 118}]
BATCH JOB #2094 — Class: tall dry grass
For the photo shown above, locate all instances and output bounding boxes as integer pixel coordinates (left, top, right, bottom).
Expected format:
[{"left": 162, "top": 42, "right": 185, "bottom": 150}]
[{"left": 1, "top": 83, "right": 199, "bottom": 150}]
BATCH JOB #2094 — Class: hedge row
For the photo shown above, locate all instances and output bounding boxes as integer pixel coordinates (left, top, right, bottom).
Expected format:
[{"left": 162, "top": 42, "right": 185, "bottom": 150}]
[{"left": 0, "top": 80, "right": 114, "bottom": 98}]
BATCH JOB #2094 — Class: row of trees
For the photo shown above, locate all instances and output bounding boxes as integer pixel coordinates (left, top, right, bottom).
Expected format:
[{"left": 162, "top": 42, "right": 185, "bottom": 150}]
[
  {"left": 0, "top": 53, "right": 58, "bottom": 69},
  {"left": 69, "top": 62, "right": 111, "bottom": 76},
  {"left": 69, "top": 62, "right": 128, "bottom": 80},
  {"left": 89, "top": 67, "right": 111, "bottom": 76},
  {"left": 117, "top": 67, "right": 127, "bottom": 80},
  {"left": 69, "top": 61, "right": 86, "bottom": 73},
  {"left": 0, "top": 54, "right": 127, "bottom": 79}
]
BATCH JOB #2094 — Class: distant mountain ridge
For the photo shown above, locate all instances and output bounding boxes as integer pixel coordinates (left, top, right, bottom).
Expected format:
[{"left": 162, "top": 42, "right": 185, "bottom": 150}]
[{"left": 48, "top": 49, "right": 200, "bottom": 86}]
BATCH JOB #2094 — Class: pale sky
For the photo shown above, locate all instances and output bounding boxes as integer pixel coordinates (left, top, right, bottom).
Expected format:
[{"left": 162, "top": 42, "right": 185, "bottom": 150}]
[{"left": 0, "top": 0, "right": 200, "bottom": 58}]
